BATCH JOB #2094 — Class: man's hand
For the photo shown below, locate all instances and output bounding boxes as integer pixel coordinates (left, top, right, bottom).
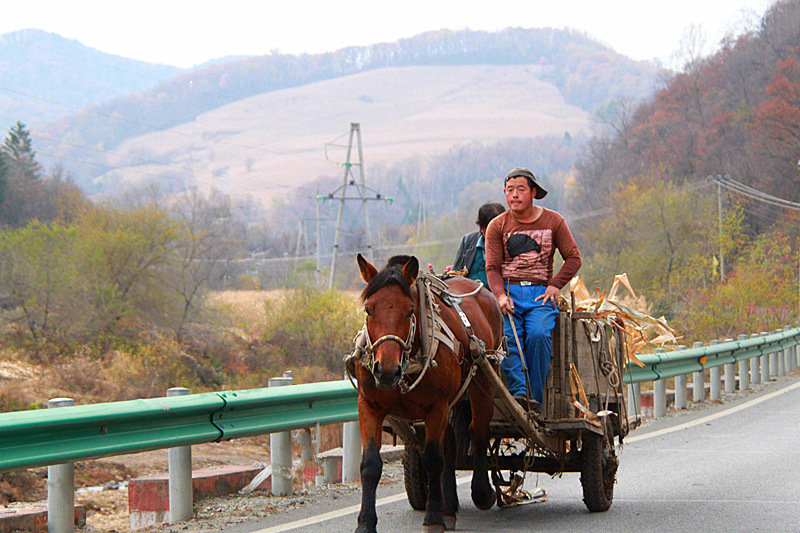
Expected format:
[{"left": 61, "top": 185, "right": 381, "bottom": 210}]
[
  {"left": 535, "top": 285, "right": 560, "bottom": 307},
  {"left": 497, "top": 293, "right": 514, "bottom": 315}
]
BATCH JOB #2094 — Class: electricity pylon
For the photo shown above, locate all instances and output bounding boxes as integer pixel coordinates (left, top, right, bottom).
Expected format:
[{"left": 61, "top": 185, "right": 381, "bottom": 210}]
[{"left": 317, "top": 123, "right": 392, "bottom": 289}]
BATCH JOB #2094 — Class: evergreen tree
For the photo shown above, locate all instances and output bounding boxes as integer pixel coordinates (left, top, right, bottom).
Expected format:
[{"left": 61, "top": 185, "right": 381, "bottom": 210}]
[{"left": 2, "top": 121, "right": 40, "bottom": 181}]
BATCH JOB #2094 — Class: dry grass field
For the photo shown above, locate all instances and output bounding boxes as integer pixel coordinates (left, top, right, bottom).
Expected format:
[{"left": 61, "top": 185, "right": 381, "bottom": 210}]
[{"left": 100, "top": 65, "right": 590, "bottom": 203}]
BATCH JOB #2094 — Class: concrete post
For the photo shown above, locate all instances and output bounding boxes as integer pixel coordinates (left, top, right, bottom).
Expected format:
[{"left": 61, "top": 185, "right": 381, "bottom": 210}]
[
  {"left": 738, "top": 334, "right": 750, "bottom": 391},
  {"left": 674, "top": 374, "right": 687, "bottom": 409},
  {"left": 782, "top": 326, "right": 792, "bottom": 375},
  {"left": 749, "top": 333, "right": 761, "bottom": 384},
  {"left": 269, "top": 373, "right": 294, "bottom": 496},
  {"left": 48, "top": 398, "right": 75, "bottom": 533},
  {"left": 760, "top": 332, "right": 771, "bottom": 382},
  {"left": 167, "top": 388, "right": 192, "bottom": 523},
  {"left": 768, "top": 330, "right": 779, "bottom": 377},
  {"left": 723, "top": 339, "right": 735, "bottom": 393},
  {"left": 342, "top": 371, "right": 362, "bottom": 483},
  {"left": 692, "top": 342, "right": 705, "bottom": 402},
  {"left": 709, "top": 340, "right": 722, "bottom": 400},
  {"left": 654, "top": 379, "right": 667, "bottom": 418},
  {"left": 794, "top": 343, "right": 799, "bottom": 372},
  {"left": 627, "top": 384, "right": 637, "bottom": 415},
  {"left": 627, "top": 382, "right": 642, "bottom": 416},
  {"left": 342, "top": 416, "right": 361, "bottom": 483}
]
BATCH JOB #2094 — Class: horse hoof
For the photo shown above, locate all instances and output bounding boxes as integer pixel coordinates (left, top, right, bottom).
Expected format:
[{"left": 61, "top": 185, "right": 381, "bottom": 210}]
[
  {"left": 444, "top": 515, "right": 456, "bottom": 530},
  {"left": 423, "top": 526, "right": 446, "bottom": 533},
  {"left": 473, "top": 489, "right": 496, "bottom": 511}
]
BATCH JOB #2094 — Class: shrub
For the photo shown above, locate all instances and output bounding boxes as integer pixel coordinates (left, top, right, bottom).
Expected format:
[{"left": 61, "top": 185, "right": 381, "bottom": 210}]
[{"left": 261, "top": 286, "right": 362, "bottom": 371}]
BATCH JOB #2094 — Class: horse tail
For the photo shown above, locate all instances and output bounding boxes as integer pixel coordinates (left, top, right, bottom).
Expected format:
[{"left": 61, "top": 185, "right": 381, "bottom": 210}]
[{"left": 450, "top": 397, "right": 473, "bottom": 460}]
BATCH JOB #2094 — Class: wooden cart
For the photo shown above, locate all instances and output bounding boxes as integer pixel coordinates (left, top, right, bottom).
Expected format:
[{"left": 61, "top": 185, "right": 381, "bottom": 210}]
[{"left": 386, "top": 307, "right": 642, "bottom": 512}]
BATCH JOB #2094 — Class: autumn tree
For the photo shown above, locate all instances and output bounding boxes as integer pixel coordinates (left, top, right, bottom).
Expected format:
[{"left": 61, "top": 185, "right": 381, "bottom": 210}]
[
  {"left": 679, "top": 211, "right": 800, "bottom": 340},
  {"left": 579, "top": 180, "right": 746, "bottom": 319},
  {"left": 750, "top": 55, "right": 800, "bottom": 201}
]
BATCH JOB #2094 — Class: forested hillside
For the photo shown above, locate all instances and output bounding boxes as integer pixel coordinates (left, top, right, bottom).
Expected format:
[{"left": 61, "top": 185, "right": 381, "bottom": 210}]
[
  {"left": 573, "top": 0, "right": 800, "bottom": 213},
  {"left": 569, "top": 0, "right": 800, "bottom": 342},
  {"left": 0, "top": 29, "right": 182, "bottom": 128}
]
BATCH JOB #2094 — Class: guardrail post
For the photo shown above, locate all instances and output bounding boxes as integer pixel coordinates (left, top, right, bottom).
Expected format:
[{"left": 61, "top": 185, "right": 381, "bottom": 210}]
[
  {"left": 749, "top": 334, "right": 761, "bottom": 384},
  {"left": 738, "top": 334, "right": 750, "bottom": 391},
  {"left": 674, "top": 374, "right": 687, "bottom": 409},
  {"left": 692, "top": 342, "right": 705, "bottom": 402},
  {"left": 709, "top": 340, "right": 722, "bottom": 400},
  {"left": 653, "top": 379, "right": 666, "bottom": 418},
  {"left": 782, "top": 326, "right": 792, "bottom": 372},
  {"left": 760, "top": 331, "right": 771, "bottom": 382},
  {"left": 769, "top": 330, "right": 781, "bottom": 377},
  {"left": 342, "top": 414, "right": 361, "bottom": 483},
  {"left": 724, "top": 338, "right": 736, "bottom": 393},
  {"left": 167, "top": 387, "right": 192, "bottom": 523},
  {"left": 48, "top": 398, "right": 75, "bottom": 533},
  {"left": 626, "top": 383, "right": 640, "bottom": 416},
  {"left": 793, "top": 340, "right": 799, "bottom": 372},
  {"left": 269, "top": 372, "right": 294, "bottom": 496}
]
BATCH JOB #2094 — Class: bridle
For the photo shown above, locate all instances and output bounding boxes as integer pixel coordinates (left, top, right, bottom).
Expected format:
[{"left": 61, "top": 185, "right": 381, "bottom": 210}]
[{"left": 362, "top": 312, "right": 417, "bottom": 384}]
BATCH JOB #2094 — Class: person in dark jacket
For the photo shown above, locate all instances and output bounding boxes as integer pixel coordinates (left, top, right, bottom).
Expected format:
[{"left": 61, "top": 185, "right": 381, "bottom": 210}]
[{"left": 452, "top": 202, "right": 506, "bottom": 287}]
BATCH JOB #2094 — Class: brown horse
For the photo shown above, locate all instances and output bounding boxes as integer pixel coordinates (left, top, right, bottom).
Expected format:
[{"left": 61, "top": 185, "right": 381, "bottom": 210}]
[{"left": 354, "top": 254, "right": 504, "bottom": 533}]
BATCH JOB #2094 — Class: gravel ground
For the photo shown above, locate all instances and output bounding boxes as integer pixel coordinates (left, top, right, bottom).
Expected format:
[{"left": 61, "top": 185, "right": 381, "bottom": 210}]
[{"left": 73, "top": 459, "right": 404, "bottom": 533}]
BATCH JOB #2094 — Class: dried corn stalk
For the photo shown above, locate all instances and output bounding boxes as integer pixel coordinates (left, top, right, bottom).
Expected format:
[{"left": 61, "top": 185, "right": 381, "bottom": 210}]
[{"left": 567, "top": 274, "right": 679, "bottom": 367}]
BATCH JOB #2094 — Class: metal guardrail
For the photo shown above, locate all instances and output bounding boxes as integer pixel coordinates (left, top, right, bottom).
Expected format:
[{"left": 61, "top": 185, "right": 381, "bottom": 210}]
[
  {"left": 624, "top": 327, "right": 800, "bottom": 384},
  {"left": 0, "top": 380, "right": 357, "bottom": 473},
  {"left": 1, "top": 328, "right": 798, "bottom": 474}
]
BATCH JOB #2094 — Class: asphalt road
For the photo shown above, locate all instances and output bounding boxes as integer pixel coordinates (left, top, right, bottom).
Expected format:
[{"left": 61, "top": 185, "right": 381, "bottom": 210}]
[{"left": 221, "top": 374, "right": 800, "bottom": 533}]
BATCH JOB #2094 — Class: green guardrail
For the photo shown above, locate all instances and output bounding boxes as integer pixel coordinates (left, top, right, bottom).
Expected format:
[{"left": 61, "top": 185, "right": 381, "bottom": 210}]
[
  {"left": 0, "top": 380, "right": 358, "bottom": 473},
  {"left": 624, "top": 327, "right": 800, "bottom": 383},
  {"left": 0, "top": 328, "right": 797, "bottom": 474}
]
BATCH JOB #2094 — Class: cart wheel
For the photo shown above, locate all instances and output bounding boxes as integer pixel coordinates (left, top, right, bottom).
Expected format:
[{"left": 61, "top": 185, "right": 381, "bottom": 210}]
[
  {"left": 580, "top": 423, "right": 618, "bottom": 512},
  {"left": 403, "top": 446, "right": 428, "bottom": 511}
]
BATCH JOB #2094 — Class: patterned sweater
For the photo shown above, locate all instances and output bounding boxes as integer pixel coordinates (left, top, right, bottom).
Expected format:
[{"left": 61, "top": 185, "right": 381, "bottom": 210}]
[{"left": 484, "top": 208, "right": 581, "bottom": 298}]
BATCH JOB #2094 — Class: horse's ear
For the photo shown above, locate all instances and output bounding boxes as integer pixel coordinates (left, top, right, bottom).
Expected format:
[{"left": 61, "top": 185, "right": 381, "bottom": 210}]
[
  {"left": 402, "top": 256, "right": 419, "bottom": 285},
  {"left": 357, "top": 253, "right": 378, "bottom": 283}
]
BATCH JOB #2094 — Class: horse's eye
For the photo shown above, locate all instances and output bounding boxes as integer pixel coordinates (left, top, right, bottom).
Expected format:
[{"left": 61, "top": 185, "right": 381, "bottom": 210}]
[{"left": 364, "top": 308, "right": 371, "bottom": 316}]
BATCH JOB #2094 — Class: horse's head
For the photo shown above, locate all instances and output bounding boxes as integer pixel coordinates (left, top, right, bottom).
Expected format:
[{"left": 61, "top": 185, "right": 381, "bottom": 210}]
[{"left": 357, "top": 253, "right": 419, "bottom": 390}]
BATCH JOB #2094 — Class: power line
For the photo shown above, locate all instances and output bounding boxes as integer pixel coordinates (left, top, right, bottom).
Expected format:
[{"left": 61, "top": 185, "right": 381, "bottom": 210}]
[{"left": 713, "top": 175, "right": 800, "bottom": 211}]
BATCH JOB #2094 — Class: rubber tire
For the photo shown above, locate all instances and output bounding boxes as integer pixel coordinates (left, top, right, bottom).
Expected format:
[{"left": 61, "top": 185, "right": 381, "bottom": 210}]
[
  {"left": 403, "top": 447, "right": 428, "bottom": 511},
  {"left": 580, "top": 428, "right": 617, "bottom": 512}
]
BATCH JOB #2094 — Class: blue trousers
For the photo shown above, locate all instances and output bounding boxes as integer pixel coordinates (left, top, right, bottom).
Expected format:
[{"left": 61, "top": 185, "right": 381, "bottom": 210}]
[{"left": 501, "top": 284, "right": 559, "bottom": 402}]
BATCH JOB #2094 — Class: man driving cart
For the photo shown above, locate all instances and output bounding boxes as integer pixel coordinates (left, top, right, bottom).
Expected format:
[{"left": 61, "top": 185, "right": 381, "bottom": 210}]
[{"left": 485, "top": 167, "right": 582, "bottom": 410}]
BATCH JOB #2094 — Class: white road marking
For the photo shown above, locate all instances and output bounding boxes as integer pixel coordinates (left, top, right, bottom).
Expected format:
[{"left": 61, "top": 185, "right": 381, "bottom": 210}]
[
  {"left": 626, "top": 379, "right": 800, "bottom": 443},
  {"left": 252, "top": 476, "right": 472, "bottom": 532}
]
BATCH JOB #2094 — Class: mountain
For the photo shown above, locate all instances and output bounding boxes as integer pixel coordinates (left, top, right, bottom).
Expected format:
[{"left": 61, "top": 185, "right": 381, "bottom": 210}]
[
  {"left": 9, "top": 27, "right": 660, "bottom": 203},
  {"left": 0, "top": 29, "right": 183, "bottom": 128},
  {"left": 89, "top": 64, "right": 591, "bottom": 203}
]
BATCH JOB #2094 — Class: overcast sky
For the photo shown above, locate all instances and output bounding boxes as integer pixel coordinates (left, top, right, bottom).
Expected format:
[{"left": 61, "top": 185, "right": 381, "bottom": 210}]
[{"left": 1, "top": 0, "right": 776, "bottom": 68}]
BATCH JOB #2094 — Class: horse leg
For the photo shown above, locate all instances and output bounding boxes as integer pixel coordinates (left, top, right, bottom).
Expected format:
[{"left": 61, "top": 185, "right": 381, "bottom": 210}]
[
  {"left": 441, "top": 423, "right": 458, "bottom": 530},
  {"left": 422, "top": 401, "right": 448, "bottom": 532},
  {"left": 356, "top": 402, "right": 385, "bottom": 533},
  {"left": 469, "top": 377, "right": 496, "bottom": 510}
]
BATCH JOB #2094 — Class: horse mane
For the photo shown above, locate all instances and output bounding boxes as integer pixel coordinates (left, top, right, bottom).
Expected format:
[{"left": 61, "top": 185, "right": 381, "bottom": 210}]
[{"left": 360, "top": 256, "right": 414, "bottom": 303}]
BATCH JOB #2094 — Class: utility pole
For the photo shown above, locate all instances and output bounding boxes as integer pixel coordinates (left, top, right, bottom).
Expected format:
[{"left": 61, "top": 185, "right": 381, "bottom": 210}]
[
  {"left": 717, "top": 177, "right": 725, "bottom": 283},
  {"left": 318, "top": 123, "right": 392, "bottom": 289},
  {"left": 315, "top": 189, "right": 321, "bottom": 289}
]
